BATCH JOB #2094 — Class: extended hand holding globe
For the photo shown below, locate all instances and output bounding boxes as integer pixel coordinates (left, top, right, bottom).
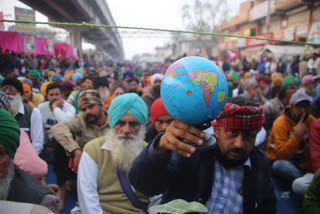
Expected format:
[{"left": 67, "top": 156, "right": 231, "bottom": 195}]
[
  {"left": 156, "top": 56, "right": 228, "bottom": 157},
  {"left": 157, "top": 120, "right": 205, "bottom": 157}
]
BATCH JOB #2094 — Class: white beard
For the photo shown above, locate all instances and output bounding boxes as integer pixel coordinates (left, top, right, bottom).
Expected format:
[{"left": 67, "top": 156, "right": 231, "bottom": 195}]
[
  {"left": 99, "top": 89, "right": 110, "bottom": 102},
  {"left": 105, "top": 126, "right": 146, "bottom": 171},
  {"left": 0, "top": 161, "right": 15, "bottom": 200},
  {"left": 8, "top": 94, "right": 22, "bottom": 116}
]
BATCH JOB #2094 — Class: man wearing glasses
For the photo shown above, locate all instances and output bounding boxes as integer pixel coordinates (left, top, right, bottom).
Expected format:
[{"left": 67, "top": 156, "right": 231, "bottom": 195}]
[{"left": 1, "top": 76, "right": 44, "bottom": 155}]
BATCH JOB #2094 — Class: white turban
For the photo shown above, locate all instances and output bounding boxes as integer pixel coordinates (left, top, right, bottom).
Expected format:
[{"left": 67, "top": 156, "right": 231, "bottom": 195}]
[{"left": 151, "top": 73, "right": 163, "bottom": 86}]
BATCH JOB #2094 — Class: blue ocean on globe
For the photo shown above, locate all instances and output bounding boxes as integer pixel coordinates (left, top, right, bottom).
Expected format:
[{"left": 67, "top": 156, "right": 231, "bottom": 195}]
[{"left": 161, "top": 56, "right": 228, "bottom": 125}]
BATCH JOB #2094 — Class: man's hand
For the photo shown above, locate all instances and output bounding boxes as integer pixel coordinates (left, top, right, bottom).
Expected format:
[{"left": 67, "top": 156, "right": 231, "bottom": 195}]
[
  {"left": 52, "top": 98, "right": 64, "bottom": 110},
  {"left": 257, "top": 87, "right": 263, "bottom": 100},
  {"left": 157, "top": 120, "right": 204, "bottom": 158},
  {"left": 72, "top": 149, "right": 82, "bottom": 173},
  {"left": 293, "top": 113, "right": 308, "bottom": 139}
]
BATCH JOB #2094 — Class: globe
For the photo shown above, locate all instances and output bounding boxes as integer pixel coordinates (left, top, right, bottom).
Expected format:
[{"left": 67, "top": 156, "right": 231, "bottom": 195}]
[{"left": 161, "top": 56, "right": 228, "bottom": 125}]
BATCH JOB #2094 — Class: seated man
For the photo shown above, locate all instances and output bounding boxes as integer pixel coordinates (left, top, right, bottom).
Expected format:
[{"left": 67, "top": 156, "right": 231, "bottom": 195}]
[
  {"left": 128, "top": 78, "right": 144, "bottom": 96},
  {"left": 241, "top": 78, "right": 267, "bottom": 104},
  {"left": 266, "top": 91, "right": 316, "bottom": 187},
  {"left": 292, "top": 118, "right": 320, "bottom": 196},
  {"left": 145, "top": 98, "right": 174, "bottom": 142},
  {"left": 130, "top": 97, "right": 276, "bottom": 214},
  {"left": 51, "top": 89, "right": 109, "bottom": 211},
  {"left": 0, "top": 108, "right": 59, "bottom": 213},
  {"left": 302, "top": 168, "right": 320, "bottom": 214},
  {"left": 1, "top": 76, "right": 44, "bottom": 154},
  {"left": 263, "top": 85, "right": 296, "bottom": 133},
  {"left": 38, "top": 82, "right": 75, "bottom": 163},
  {"left": 0, "top": 92, "right": 47, "bottom": 181},
  {"left": 78, "top": 93, "right": 149, "bottom": 213}
]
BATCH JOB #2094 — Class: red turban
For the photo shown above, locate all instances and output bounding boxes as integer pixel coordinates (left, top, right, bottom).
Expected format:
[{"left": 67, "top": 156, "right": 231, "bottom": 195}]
[
  {"left": 151, "top": 98, "right": 169, "bottom": 123},
  {"left": 212, "top": 102, "right": 264, "bottom": 132},
  {"left": 257, "top": 76, "right": 269, "bottom": 84}
]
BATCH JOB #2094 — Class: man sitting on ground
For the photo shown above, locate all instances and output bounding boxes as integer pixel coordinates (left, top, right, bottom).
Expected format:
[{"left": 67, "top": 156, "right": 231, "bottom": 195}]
[
  {"left": 78, "top": 93, "right": 149, "bottom": 213},
  {"left": 0, "top": 109, "right": 59, "bottom": 213},
  {"left": 51, "top": 89, "right": 109, "bottom": 211},
  {"left": 266, "top": 91, "right": 316, "bottom": 189}
]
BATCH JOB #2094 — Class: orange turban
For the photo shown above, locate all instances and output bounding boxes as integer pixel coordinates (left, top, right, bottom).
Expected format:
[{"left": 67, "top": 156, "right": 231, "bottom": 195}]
[
  {"left": 40, "top": 81, "right": 52, "bottom": 95},
  {"left": 23, "top": 83, "right": 31, "bottom": 93},
  {"left": 272, "top": 75, "right": 283, "bottom": 84},
  {"left": 48, "top": 71, "right": 55, "bottom": 79}
]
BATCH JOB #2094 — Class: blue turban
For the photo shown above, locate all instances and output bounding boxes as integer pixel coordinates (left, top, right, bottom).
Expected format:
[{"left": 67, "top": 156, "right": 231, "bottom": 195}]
[
  {"left": 73, "top": 72, "right": 83, "bottom": 82},
  {"left": 108, "top": 93, "right": 148, "bottom": 128},
  {"left": 51, "top": 73, "right": 61, "bottom": 81}
]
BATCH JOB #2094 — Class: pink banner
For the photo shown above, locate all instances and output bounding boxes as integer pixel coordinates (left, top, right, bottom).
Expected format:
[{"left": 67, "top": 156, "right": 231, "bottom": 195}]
[
  {"left": 35, "top": 38, "right": 54, "bottom": 56},
  {"left": 54, "top": 43, "right": 74, "bottom": 57},
  {"left": 0, "top": 31, "right": 24, "bottom": 52}
]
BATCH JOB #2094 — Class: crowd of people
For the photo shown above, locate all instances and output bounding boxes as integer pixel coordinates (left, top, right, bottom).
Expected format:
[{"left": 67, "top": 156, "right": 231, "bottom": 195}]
[{"left": 0, "top": 47, "right": 320, "bottom": 214}]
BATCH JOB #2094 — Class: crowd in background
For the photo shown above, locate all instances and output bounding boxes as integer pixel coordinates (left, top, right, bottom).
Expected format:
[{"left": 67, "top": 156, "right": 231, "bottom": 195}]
[{"left": 1, "top": 45, "right": 320, "bottom": 214}]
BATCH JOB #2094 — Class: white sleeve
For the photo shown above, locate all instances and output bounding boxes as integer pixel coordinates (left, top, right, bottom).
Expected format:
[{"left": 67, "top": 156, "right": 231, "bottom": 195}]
[
  {"left": 30, "top": 108, "right": 44, "bottom": 154},
  {"left": 255, "top": 127, "right": 267, "bottom": 147},
  {"left": 53, "top": 102, "right": 76, "bottom": 123},
  {"left": 307, "top": 59, "right": 314, "bottom": 69},
  {"left": 77, "top": 151, "right": 103, "bottom": 214}
]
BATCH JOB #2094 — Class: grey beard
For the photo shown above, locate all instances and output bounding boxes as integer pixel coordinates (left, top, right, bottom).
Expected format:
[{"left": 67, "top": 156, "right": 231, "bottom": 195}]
[
  {"left": 0, "top": 161, "right": 15, "bottom": 200},
  {"left": 106, "top": 126, "right": 146, "bottom": 171},
  {"left": 8, "top": 94, "right": 22, "bottom": 116},
  {"left": 99, "top": 89, "right": 110, "bottom": 102}
]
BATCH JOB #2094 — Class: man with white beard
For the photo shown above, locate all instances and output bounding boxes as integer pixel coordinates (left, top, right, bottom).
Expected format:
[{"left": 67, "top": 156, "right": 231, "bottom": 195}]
[
  {"left": 77, "top": 93, "right": 149, "bottom": 214},
  {"left": 0, "top": 108, "right": 59, "bottom": 213},
  {"left": 1, "top": 76, "right": 44, "bottom": 154}
]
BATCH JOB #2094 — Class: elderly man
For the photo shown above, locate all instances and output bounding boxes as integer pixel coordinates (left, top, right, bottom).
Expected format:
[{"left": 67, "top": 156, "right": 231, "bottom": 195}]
[
  {"left": 1, "top": 76, "right": 44, "bottom": 154},
  {"left": 142, "top": 73, "right": 163, "bottom": 124},
  {"left": 145, "top": 98, "right": 174, "bottom": 142},
  {"left": 241, "top": 78, "right": 267, "bottom": 104},
  {"left": 51, "top": 89, "right": 109, "bottom": 211},
  {"left": 78, "top": 93, "right": 149, "bottom": 214},
  {"left": 130, "top": 97, "right": 276, "bottom": 214},
  {"left": 142, "top": 73, "right": 163, "bottom": 110},
  {"left": 0, "top": 109, "right": 59, "bottom": 213}
]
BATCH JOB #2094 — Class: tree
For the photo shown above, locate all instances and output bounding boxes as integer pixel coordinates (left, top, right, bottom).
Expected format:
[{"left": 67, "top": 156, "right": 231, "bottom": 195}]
[{"left": 181, "top": 0, "right": 230, "bottom": 56}]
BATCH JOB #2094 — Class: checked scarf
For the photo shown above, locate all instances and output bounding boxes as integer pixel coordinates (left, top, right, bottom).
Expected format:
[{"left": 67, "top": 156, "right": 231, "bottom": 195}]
[{"left": 212, "top": 102, "right": 264, "bottom": 132}]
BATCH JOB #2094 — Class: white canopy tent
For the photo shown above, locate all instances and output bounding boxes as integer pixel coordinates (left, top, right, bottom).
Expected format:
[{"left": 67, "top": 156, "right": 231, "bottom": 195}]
[{"left": 262, "top": 45, "right": 305, "bottom": 58}]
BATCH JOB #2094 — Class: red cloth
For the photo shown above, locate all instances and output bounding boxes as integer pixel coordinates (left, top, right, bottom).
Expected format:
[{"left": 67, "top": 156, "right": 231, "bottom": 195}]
[
  {"left": 257, "top": 76, "right": 269, "bottom": 84},
  {"left": 309, "top": 119, "right": 320, "bottom": 173},
  {"left": 151, "top": 98, "right": 169, "bottom": 123},
  {"left": 212, "top": 102, "right": 264, "bottom": 132}
]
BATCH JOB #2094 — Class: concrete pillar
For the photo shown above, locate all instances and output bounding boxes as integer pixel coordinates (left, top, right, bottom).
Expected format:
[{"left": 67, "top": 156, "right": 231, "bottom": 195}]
[{"left": 69, "top": 30, "right": 82, "bottom": 56}]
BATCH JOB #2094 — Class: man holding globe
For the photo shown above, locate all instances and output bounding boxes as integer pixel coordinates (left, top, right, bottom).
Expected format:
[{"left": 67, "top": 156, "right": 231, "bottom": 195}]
[{"left": 129, "top": 57, "right": 276, "bottom": 214}]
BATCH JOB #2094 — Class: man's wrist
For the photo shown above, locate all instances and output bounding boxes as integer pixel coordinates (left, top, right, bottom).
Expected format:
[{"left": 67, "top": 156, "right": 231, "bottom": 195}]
[
  {"left": 72, "top": 148, "right": 82, "bottom": 156},
  {"left": 153, "top": 132, "right": 165, "bottom": 151}
]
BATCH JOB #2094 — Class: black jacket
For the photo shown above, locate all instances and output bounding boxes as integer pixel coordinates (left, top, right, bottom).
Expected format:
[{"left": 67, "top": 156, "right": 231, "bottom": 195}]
[{"left": 129, "top": 136, "right": 276, "bottom": 214}]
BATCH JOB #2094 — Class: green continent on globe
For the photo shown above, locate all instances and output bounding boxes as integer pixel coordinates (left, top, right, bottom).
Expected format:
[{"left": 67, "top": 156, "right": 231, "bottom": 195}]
[{"left": 188, "top": 69, "right": 217, "bottom": 108}]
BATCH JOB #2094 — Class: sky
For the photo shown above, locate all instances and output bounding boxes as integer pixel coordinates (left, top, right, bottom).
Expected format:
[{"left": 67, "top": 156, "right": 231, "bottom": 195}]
[
  {"left": 107, "top": 0, "right": 245, "bottom": 59},
  {"left": 0, "top": 0, "right": 245, "bottom": 59}
]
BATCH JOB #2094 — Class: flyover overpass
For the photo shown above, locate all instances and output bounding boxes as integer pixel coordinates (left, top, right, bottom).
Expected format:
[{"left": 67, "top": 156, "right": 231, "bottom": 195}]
[{"left": 19, "top": 0, "right": 124, "bottom": 59}]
